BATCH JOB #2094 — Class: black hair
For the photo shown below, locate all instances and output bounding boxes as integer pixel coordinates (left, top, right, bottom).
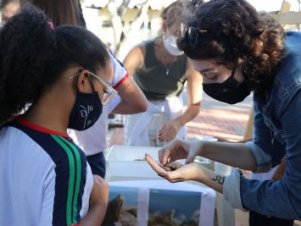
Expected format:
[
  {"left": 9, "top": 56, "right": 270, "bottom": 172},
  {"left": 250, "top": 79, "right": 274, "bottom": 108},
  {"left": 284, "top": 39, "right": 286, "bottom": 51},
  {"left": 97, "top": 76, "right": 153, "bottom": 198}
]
[{"left": 0, "top": 5, "right": 109, "bottom": 125}]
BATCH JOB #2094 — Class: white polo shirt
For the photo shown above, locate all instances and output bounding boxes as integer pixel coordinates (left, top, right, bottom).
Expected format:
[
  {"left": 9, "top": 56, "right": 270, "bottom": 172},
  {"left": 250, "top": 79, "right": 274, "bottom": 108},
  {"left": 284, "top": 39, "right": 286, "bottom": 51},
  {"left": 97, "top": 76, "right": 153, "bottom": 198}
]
[{"left": 0, "top": 118, "right": 93, "bottom": 226}]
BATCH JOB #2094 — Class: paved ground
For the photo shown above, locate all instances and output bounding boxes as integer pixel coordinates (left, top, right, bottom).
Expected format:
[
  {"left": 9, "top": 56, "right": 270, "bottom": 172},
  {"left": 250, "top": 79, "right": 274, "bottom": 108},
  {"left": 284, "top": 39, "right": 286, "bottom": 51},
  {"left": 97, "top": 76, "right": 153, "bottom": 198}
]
[
  {"left": 109, "top": 92, "right": 253, "bottom": 146},
  {"left": 186, "top": 92, "right": 253, "bottom": 141}
]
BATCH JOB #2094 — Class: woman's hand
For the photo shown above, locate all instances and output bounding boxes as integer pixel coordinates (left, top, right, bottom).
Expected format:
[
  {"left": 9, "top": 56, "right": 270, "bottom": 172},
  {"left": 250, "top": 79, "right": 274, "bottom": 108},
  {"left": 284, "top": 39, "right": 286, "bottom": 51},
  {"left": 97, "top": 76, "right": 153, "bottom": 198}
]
[
  {"left": 145, "top": 154, "right": 204, "bottom": 182},
  {"left": 158, "top": 119, "right": 181, "bottom": 142},
  {"left": 157, "top": 139, "right": 188, "bottom": 166},
  {"left": 146, "top": 154, "right": 224, "bottom": 193},
  {"left": 157, "top": 139, "right": 204, "bottom": 166}
]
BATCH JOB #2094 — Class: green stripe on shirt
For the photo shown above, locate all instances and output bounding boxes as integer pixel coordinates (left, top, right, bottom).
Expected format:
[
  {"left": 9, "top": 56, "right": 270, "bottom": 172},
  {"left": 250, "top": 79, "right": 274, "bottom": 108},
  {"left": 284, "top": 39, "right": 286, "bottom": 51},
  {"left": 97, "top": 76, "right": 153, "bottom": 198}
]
[
  {"left": 51, "top": 135, "right": 77, "bottom": 225},
  {"left": 58, "top": 136, "right": 83, "bottom": 223}
]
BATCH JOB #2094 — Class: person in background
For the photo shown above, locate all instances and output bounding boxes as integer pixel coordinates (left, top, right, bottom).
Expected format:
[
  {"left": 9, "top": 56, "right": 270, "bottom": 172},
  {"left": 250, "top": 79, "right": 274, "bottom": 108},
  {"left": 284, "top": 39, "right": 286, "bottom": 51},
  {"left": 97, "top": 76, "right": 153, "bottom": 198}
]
[
  {"left": 30, "top": 0, "right": 86, "bottom": 27},
  {"left": 146, "top": 0, "right": 300, "bottom": 223},
  {"left": 123, "top": 0, "right": 203, "bottom": 147},
  {"left": 0, "top": 0, "right": 20, "bottom": 23},
  {"left": 0, "top": 5, "right": 112, "bottom": 225},
  {"left": 30, "top": 0, "right": 148, "bottom": 178}
]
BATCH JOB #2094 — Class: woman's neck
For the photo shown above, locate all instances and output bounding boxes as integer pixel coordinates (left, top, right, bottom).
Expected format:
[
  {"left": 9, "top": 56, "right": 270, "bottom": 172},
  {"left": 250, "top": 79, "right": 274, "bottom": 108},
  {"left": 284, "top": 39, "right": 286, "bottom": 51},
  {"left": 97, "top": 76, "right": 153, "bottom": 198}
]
[{"left": 154, "top": 37, "right": 178, "bottom": 65}]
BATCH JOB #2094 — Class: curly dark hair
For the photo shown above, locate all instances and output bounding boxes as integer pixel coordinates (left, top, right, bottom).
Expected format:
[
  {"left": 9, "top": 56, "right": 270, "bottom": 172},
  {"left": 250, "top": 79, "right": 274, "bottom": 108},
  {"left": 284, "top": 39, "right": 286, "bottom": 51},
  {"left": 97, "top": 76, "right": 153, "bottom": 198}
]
[
  {"left": 0, "top": 5, "right": 109, "bottom": 125},
  {"left": 178, "top": 0, "right": 285, "bottom": 94}
]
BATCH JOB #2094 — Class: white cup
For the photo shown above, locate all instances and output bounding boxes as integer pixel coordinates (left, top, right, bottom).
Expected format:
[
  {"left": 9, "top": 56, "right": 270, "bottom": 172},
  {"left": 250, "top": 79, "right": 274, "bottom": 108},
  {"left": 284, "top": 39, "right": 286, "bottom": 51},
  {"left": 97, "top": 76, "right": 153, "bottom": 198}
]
[
  {"left": 214, "top": 162, "right": 232, "bottom": 176},
  {"left": 147, "top": 112, "right": 168, "bottom": 147}
]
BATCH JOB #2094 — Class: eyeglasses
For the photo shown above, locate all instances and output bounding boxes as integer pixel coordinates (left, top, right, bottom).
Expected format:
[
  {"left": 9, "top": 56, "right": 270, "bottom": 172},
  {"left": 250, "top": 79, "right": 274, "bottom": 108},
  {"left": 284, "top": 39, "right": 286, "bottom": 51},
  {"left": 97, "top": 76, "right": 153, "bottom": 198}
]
[
  {"left": 180, "top": 23, "right": 208, "bottom": 47},
  {"left": 70, "top": 71, "right": 117, "bottom": 105}
]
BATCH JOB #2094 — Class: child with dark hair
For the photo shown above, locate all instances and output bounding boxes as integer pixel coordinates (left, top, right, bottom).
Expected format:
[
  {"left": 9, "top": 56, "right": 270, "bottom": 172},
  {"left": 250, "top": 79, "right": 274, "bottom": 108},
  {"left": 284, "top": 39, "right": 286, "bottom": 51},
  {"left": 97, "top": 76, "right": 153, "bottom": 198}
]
[
  {"left": 26, "top": 0, "right": 147, "bottom": 178},
  {"left": 0, "top": 5, "right": 114, "bottom": 226},
  {"left": 146, "top": 0, "right": 301, "bottom": 224}
]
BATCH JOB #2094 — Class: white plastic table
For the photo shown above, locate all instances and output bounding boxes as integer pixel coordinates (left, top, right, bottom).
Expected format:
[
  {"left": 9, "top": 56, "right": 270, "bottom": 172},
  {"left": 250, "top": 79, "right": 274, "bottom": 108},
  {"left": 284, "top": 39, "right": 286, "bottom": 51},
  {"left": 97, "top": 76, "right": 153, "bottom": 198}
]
[{"left": 105, "top": 145, "right": 236, "bottom": 226}]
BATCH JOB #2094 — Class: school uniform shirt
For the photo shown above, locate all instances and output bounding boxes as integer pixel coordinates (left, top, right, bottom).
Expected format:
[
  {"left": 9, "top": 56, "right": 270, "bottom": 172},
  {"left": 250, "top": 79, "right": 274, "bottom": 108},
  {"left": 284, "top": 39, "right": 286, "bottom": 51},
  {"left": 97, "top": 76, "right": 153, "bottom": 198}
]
[
  {"left": 68, "top": 50, "right": 128, "bottom": 155},
  {"left": 0, "top": 118, "right": 93, "bottom": 226}
]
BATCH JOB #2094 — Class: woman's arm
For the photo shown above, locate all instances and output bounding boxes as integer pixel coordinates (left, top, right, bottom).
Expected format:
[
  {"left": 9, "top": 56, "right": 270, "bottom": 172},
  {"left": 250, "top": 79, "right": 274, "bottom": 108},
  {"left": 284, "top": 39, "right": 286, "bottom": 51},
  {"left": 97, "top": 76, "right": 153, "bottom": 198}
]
[
  {"left": 111, "top": 76, "right": 147, "bottom": 114},
  {"left": 122, "top": 45, "right": 144, "bottom": 78},
  {"left": 199, "top": 141, "right": 257, "bottom": 171},
  {"left": 174, "top": 59, "right": 203, "bottom": 126},
  {"left": 108, "top": 49, "right": 147, "bottom": 114},
  {"left": 80, "top": 176, "right": 109, "bottom": 226},
  {"left": 158, "top": 60, "right": 203, "bottom": 141}
]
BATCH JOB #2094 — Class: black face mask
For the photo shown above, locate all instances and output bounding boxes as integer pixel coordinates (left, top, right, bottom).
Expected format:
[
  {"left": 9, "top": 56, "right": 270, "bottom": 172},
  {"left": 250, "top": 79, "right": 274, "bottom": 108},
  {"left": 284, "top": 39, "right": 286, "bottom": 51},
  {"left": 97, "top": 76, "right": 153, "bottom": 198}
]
[
  {"left": 68, "top": 91, "right": 103, "bottom": 131},
  {"left": 203, "top": 70, "right": 251, "bottom": 104}
]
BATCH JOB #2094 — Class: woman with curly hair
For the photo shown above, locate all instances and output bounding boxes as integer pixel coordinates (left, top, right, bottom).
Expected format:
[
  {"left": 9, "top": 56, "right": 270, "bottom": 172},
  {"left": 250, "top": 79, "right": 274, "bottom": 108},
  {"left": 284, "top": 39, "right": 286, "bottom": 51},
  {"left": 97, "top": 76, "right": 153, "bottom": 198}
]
[
  {"left": 146, "top": 0, "right": 301, "bottom": 223},
  {"left": 0, "top": 5, "right": 114, "bottom": 226}
]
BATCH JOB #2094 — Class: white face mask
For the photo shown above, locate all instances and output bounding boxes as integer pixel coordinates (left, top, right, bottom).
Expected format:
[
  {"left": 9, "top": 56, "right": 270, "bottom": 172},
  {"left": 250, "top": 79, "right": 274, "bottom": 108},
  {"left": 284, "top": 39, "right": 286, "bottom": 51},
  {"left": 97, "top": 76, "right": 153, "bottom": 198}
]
[{"left": 162, "top": 31, "right": 184, "bottom": 56}]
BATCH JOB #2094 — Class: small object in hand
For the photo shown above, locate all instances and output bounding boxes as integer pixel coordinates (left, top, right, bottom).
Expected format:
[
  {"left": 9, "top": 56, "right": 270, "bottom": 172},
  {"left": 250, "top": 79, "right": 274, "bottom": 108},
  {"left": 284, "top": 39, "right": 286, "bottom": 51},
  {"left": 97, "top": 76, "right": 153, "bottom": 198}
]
[{"left": 164, "top": 161, "right": 183, "bottom": 171}]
